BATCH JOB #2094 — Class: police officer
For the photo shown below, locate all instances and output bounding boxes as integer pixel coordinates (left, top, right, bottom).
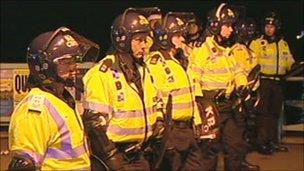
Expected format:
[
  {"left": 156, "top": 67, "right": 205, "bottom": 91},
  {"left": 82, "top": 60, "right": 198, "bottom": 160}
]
[
  {"left": 235, "top": 18, "right": 260, "bottom": 47},
  {"left": 146, "top": 12, "right": 203, "bottom": 171},
  {"left": 233, "top": 18, "right": 261, "bottom": 149},
  {"left": 183, "top": 13, "right": 204, "bottom": 50},
  {"left": 250, "top": 12, "right": 294, "bottom": 155},
  {"left": 229, "top": 19, "right": 265, "bottom": 169},
  {"left": 8, "top": 26, "right": 99, "bottom": 170},
  {"left": 189, "top": 3, "right": 259, "bottom": 170},
  {"left": 82, "top": 8, "right": 163, "bottom": 171}
]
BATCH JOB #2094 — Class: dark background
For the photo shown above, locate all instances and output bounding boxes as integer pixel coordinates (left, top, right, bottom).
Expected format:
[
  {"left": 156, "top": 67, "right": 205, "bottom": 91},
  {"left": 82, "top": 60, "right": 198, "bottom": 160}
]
[{"left": 1, "top": 0, "right": 303, "bottom": 62}]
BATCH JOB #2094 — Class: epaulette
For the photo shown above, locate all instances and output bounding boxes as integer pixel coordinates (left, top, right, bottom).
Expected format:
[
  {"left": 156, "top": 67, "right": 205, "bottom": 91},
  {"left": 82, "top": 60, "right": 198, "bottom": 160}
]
[
  {"left": 149, "top": 54, "right": 161, "bottom": 65},
  {"left": 28, "top": 95, "right": 45, "bottom": 113},
  {"left": 99, "top": 59, "right": 113, "bottom": 72}
]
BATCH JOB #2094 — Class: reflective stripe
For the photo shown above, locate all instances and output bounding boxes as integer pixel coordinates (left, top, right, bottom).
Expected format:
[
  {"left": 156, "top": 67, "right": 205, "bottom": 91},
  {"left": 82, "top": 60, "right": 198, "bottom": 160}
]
[
  {"left": 261, "top": 64, "right": 286, "bottom": 73},
  {"left": 115, "top": 106, "right": 156, "bottom": 119},
  {"left": 201, "top": 81, "right": 228, "bottom": 88},
  {"left": 204, "top": 68, "right": 228, "bottom": 74},
  {"left": 44, "top": 100, "right": 87, "bottom": 159},
  {"left": 261, "top": 64, "right": 276, "bottom": 70},
  {"left": 45, "top": 144, "right": 86, "bottom": 159},
  {"left": 107, "top": 124, "right": 152, "bottom": 136},
  {"left": 13, "top": 150, "right": 44, "bottom": 166},
  {"left": 83, "top": 101, "right": 113, "bottom": 114},
  {"left": 191, "top": 66, "right": 203, "bottom": 74},
  {"left": 231, "top": 63, "right": 241, "bottom": 73},
  {"left": 173, "top": 101, "right": 193, "bottom": 110}
]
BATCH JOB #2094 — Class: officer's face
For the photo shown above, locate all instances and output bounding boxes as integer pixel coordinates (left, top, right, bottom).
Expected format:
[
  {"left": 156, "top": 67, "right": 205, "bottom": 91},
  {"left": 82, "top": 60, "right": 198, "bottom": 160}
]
[
  {"left": 188, "top": 23, "right": 199, "bottom": 35},
  {"left": 265, "top": 24, "right": 276, "bottom": 37},
  {"left": 220, "top": 23, "right": 234, "bottom": 39},
  {"left": 55, "top": 55, "right": 78, "bottom": 81},
  {"left": 131, "top": 33, "right": 148, "bottom": 59},
  {"left": 171, "top": 34, "right": 186, "bottom": 49}
]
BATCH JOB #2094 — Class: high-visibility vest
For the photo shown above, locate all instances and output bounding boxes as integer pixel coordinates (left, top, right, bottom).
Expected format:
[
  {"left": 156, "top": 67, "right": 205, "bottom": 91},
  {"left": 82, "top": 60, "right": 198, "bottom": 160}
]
[
  {"left": 232, "top": 43, "right": 260, "bottom": 90},
  {"left": 83, "top": 55, "right": 162, "bottom": 143},
  {"left": 146, "top": 51, "right": 202, "bottom": 125},
  {"left": 189, "top": 36, "right": 248, "bottom": 96},
  {"left": 250, "top": 36, "right": 295, "bottom": 76},
  {"left": 9, "top": 88, "right": 90, "bottom": 170},
  {"left": 233, "top": 43, "right": 258, "bottom": 75}
]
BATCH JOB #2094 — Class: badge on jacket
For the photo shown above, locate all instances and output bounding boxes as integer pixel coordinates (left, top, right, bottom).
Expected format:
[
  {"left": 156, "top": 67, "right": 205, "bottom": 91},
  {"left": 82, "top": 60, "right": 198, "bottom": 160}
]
[
  {"left": 115, "top": 81, "right": 122, "bottom": 90},
  {"left": 211, "top": 47, "right": 217, "bottom": 53},
  {"left": 168, "top": 76, "right": 175, "bottom": 83},
  {"left": 99, "top": 59, "right": 113, "bottom": 72},
  {"left": 28, "top": 95, "right": 45, "bottom": 113},
  {"left": 117, "top": 92, "right": 125, "bottom": 102},
  {"left": 150, "top": 54, "right": 160, "bottom": 64},
  {"left": 164, "top": 67, "right": 171, "bottom": 74}
]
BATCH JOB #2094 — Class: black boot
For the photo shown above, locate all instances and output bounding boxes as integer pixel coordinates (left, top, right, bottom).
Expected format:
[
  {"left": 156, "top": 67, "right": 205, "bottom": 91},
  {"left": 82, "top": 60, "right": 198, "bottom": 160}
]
[
  {"left": 257, "top": 144, "right": 274, "bottom": 155},
  {"left": 269, "top": 142, "right": 289, "bottom": 152},
  {"left": 241, "top": 160, "right": 260, "bottom": 171}
]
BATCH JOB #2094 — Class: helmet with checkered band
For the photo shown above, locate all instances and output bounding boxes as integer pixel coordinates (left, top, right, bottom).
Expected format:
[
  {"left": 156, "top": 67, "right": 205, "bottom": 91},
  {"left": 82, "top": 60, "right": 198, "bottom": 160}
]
[
  {"left": 27, "top": 26, "right": 100, "bottom": 88},
  {"left": 153, "top": 12, "right": 189, "bottom": 49},
  {"left": 263, "top": 11, "right": 281, "bottom": 30},
  {"left": 111, "top": 8, "right": 151, "bottom": 52},
  {"left": 207, "top": 3, "right": 239, "bottom": 35}
]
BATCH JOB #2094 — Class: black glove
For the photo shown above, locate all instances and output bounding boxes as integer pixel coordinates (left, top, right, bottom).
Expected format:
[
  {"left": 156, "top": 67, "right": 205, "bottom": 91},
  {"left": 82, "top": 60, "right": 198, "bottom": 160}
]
[
  {"left": 152, "top": 118, "right": 165, "bottom": 139},
  {"left": 8, "top": 155, "right": 36, "bottom": 171},
  {"left": 82, "top": 110, "right": 124, "bottom": 170},
  {"left": 106, "top": 148, "right": 124, "bottom": 171},
  {"left": 235, "top": 86, "right": 249, "bottom": 99}
]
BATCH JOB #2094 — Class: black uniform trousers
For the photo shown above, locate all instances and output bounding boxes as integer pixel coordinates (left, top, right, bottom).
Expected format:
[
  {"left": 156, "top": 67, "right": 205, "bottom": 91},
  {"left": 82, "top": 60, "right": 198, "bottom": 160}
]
[
  {"left": 90, "top": 143, "right": 150, "bottom": 171},
  {"left": 199, "top": 97, "right": 248, "bottom": 171},
  {"left": 159, "top": 121, "right": 203, "bottom": 171},
  {"left": 256, "top": 79, "right": 284, "bottom": 146}
]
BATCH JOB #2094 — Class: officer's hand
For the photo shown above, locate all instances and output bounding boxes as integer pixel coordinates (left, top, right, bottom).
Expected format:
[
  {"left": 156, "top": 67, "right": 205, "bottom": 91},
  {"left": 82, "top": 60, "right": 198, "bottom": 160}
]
[
  {"left": 152, "top": 119, "right": 165, "bottom": 139},
  {"left": 236, "top": 86, "right": 249, "bottom": 98},
  {"left": 107, "top": 149, "right": 124, "bottom": 171}
]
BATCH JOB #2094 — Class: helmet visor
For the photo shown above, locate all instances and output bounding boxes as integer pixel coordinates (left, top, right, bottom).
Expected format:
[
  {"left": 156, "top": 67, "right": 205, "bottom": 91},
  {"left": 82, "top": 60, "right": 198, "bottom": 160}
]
[{"left": 45, "top": 27, "right": 100, "bottom": 63}]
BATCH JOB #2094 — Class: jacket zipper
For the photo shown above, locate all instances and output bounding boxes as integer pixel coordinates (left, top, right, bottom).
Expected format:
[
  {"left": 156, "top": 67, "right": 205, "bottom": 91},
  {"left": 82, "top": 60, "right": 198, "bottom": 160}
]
[{"left": 276, "top": 42, "right": 280, "bottom": 75}]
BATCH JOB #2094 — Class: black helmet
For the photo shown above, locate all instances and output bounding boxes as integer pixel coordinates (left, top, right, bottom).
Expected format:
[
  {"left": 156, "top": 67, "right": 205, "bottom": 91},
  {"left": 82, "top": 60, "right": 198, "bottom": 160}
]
[
  {"left": 263, "top": 11, "right": 281, "bottom": 30},
  {"left": 154, "top": 12, "right": 188, "bottom": 49},
  {"left": 247, "top": 18, "right": 259, "bottom": 39},
  {"left": 111, "top": 8, "right": 151, "bottom": 52},
  {"left": 234, "top": 18, "right": 258, "bottom": 44},
  {"left": 27, "top": 26, "right": 100, "bottom": 87},
  {"left": 207, "top": 3, "right": 239, "bottom": 35},
  {"left": 134, "top": 7, "right": 162, "bottom": 28},
  {"left": 182, "top": 12, "right": 203, "bottom": 44}
]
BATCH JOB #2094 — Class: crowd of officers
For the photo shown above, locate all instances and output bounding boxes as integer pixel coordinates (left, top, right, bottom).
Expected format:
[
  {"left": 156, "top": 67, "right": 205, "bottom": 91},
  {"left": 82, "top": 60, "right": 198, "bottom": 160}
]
[{"left": 8, "top": 2, "right": 299, "bottom": 171}]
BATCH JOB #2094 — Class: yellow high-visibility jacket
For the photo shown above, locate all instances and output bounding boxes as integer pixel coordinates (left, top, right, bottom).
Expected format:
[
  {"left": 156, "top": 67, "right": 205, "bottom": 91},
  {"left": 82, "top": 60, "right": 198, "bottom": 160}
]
[
  {"left": 9, "top": 88, "right": 90, "bottom": 170},
  {"left": 233, "top": 43, "right": 258, "bottom": 75},
  {"left": 146, "top": 50, "right": 202, "bottom": 125},
  {"left": 250, "top": 36, "right": 295, "bottom": 76},
  {"left": 189, "top": 36, "right": 248, "bottom": 96},
  {"left": 232, "top": 43, "right": 260, "bottom": 90},
  {"left": 83, "top": 55, "right": 162, "bottom": 143}
]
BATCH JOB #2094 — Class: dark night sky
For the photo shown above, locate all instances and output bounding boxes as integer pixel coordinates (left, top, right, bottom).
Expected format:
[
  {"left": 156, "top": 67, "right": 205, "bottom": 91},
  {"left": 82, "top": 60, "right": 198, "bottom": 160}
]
[{"left": 1, "top": 0, "right": 303, "bottom": 63}]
